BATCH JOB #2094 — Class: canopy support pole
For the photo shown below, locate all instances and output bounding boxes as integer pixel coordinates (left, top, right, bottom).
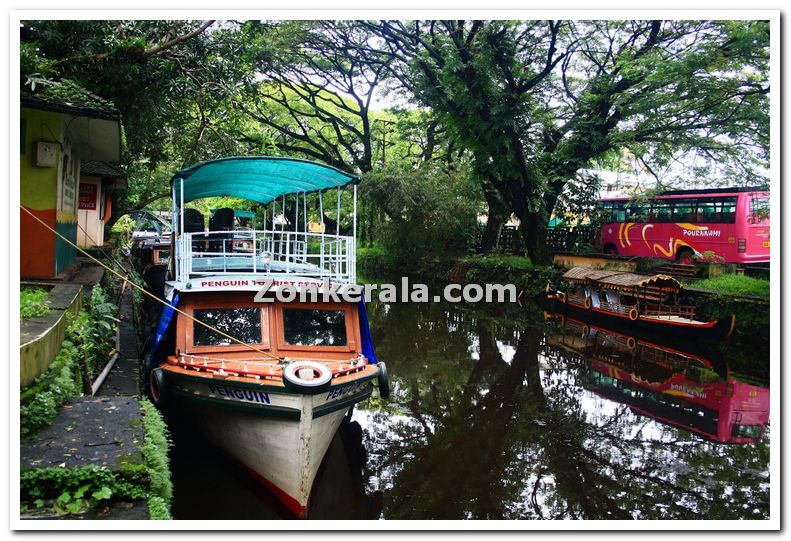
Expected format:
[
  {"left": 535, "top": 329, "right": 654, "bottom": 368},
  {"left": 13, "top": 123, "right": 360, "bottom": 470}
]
[
  {"left": 353, "top": 184, "right": 357, "bottom": 283},
  {"left": 171, "top": 181, "right": 177, "bottom": 279},
  {"left": 319, "top": 190, "right": 324, "bottom": 271},
  {"left": 179, "top": 178, "right": 185, "bottom": 280},
  {"left": 336, "top": 186, "right": 341, "bottom": 237}
]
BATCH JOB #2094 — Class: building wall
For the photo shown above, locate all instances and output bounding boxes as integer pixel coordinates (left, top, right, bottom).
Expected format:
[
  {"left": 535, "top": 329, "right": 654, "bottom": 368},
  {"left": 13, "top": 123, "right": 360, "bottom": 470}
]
[
  {"left": 20, "top": 107, "right": 80, "bottom": 278},
  {"left": 20, "top": 108, "right": 60, "bottom": 278}
]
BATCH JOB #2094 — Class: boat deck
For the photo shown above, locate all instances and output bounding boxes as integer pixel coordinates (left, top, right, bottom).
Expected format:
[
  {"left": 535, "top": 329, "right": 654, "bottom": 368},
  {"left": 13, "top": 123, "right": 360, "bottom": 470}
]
[
  {"left": 642, "top": 314, "right": 708, "bottom": 326},
  {"left": 163, "top": 355, "right": 378, "bottom": 388}
]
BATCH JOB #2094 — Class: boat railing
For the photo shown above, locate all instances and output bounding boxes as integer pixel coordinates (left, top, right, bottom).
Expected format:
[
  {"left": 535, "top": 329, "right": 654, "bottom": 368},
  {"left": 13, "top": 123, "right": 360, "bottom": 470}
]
[
  {"left": 598, "top": 300, "right": 633, "bottom": 315},
  {"left": 175, "top": 229, "right": 355, "bottom": 284},
  {"left": 639, "top": 302, "right": 696, "bottom": 319},
  {"left": 567, "top": 292, "right": 588, "bottom": 305}
]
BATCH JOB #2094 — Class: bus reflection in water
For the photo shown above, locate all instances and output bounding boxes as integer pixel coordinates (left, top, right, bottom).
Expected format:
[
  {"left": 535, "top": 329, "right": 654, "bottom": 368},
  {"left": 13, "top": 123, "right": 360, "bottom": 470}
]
[{"left": 546, "top": 315, "right": 769, "bottom": 444}]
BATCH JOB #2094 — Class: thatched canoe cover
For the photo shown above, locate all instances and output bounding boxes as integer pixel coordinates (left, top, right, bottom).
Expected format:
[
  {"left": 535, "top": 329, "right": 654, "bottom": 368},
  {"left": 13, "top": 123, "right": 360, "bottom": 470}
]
[{"left": 561, "top": 267, "right": 681, "bottom": 292}]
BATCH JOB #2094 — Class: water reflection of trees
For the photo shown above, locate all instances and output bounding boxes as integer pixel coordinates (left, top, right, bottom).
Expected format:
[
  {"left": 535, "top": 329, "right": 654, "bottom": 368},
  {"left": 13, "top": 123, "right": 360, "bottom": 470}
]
[{"left": 364, "top": 301, "right": 770, "bottom": 520}]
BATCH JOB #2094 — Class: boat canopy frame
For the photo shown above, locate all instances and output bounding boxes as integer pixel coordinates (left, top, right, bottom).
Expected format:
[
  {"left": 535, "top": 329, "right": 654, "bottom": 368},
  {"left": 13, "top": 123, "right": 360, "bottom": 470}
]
[
  {"left": 169, "top": 156, "right": 360, "bottom": 205},
  {"left": 168, "top": 156, "right": 360, "bottom": 286},
  {"left": 561, "top": 267, "right": 682, "bottom": 294}
]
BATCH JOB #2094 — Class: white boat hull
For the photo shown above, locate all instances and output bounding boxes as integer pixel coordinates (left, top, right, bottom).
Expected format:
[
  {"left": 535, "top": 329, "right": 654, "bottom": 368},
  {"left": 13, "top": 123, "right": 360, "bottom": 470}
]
[{"left": 164, "top": 371, "right": 374, "bottom": 516}]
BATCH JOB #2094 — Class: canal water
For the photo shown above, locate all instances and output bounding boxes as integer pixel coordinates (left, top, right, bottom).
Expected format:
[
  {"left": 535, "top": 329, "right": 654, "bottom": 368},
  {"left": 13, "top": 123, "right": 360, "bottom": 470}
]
[{"left": 167, "top": 298, "right": 770, "bottom": 520}]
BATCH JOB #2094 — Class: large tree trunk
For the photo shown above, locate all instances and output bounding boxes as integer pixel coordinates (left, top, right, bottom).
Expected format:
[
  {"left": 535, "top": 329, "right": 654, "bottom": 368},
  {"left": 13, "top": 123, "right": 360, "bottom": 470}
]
[
  {"left": 524, "top": 212, "right": 551, "bottom": 265},
  {"left": 479, "top": 187, "right": 510, "bottom": 253},
  {"left": 513, "top": 205, "right": 551, "bottom": 264}
]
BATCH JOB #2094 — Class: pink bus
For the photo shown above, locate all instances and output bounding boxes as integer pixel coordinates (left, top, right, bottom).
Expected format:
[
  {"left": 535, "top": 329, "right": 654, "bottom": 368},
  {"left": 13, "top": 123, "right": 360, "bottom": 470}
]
[{"left": 597, "top": 188, "right": 770, "bottom": 265}]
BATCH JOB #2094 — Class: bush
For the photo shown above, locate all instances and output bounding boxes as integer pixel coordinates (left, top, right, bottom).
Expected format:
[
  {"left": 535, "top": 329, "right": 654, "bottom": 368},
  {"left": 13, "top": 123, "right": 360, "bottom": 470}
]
[
  {"left": 693, "top": 274, "right": 770, "bottom": 298},
  {"left": 20, "top": 340, "right": 81, "bottom": 437},
  {"left": 360, "top": 162, "right": 482, "bottom": 271},
  {"left": 69, "top": 284, "right": 119, "bottom": 380},
  {"left": 20, "top": 287, "right": 49, "bottom": 319}
]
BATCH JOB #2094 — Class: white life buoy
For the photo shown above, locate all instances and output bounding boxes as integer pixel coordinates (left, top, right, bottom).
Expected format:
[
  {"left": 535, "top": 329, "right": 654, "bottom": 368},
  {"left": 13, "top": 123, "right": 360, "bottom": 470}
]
[{"left": 282, "top": 361, "right": 333, "bottom": 394}]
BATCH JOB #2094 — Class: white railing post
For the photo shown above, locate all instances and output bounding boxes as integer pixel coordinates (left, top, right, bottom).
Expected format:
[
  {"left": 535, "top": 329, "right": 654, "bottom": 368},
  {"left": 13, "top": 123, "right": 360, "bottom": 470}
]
[
  {"left": 285, "top": 231, "right": 291, "bottom": 274},
  {"left": 252, "top": 230, "right": 257, "bottom": 273}
]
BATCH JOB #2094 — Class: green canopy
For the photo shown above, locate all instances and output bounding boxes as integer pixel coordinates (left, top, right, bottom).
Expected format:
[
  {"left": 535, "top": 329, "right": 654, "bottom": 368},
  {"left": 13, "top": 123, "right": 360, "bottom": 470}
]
[
  {"left": 170, "top": 156, "right": 360, "bottom": 205},
  {"left": 211, "top": 209, "right": 255, "bottom": 219}
]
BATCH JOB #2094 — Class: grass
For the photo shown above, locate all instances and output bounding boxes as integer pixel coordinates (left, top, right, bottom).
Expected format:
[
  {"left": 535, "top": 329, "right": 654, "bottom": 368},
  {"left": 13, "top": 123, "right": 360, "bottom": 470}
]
[
  {"left": 21, "top": 287, "right": 49, "bottom": 319},
  {"left": 693, "top": 274, "right": 770, "bottom": 298}
]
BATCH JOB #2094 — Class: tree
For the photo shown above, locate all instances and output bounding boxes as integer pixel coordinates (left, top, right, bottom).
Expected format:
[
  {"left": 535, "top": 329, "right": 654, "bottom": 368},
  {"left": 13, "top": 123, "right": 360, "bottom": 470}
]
[
  {"left": 362, "top": 20, "right": 769, "bottom": 262},
  {"left": 20, "top": 20, "right": 263, "bottom": 221},
  {"left": 232, "top": 20, "right": 397, "bottom": 174}
]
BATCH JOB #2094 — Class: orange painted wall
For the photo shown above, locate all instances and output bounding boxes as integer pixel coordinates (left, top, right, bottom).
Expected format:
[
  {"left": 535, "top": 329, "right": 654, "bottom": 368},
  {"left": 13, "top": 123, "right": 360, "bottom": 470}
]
[{"left": 20, "top": 107, "right": 66, "bottom": 278}]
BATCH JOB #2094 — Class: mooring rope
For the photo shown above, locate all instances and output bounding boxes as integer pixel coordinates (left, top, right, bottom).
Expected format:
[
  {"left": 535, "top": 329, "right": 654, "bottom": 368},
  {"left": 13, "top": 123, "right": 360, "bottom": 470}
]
[{"left": 21, "top": 205, "right": 285, "bottom": 362}]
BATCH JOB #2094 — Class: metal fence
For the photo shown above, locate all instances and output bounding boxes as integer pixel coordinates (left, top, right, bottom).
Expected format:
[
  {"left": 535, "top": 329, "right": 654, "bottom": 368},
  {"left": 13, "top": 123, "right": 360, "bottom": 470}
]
[{"left": 478, "top": 224, "right": 598, "bottom": 254}]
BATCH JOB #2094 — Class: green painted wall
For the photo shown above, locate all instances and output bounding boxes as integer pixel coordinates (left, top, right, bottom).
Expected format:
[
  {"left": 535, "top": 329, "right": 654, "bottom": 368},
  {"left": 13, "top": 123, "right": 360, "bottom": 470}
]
[{"left": 20, "top": 107, "right": 60, "bottom": 211}]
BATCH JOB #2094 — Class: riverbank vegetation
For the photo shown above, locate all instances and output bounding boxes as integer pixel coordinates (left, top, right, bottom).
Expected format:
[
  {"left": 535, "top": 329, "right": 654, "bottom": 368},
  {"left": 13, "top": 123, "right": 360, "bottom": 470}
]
[
  {"left": 693, "top": 274, "right": 770, "bottom": 298},
  {"left": 20, "top": 400, "right": 172, "bottom": 519},
  {"left": 20, "top": 340, "right": 81, "bottom": 438}
]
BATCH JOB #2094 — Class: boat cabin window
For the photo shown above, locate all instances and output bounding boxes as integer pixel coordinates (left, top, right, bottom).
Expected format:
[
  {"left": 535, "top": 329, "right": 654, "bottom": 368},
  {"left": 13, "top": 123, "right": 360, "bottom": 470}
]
[
  {"left": 193, "top": 307, "right": 263, "bottom": 347},
  {"left": 282, "top": 308, "right": 347, "bottom": 347}
]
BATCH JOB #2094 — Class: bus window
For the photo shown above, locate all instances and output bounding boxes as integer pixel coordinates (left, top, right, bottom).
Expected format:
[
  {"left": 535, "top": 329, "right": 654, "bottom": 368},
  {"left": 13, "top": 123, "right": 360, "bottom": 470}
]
[
  {"left": 721, "top": 197, "right": 737, "bottom": 223},
  {"left": 650, "top": 201, "right": 672, "bottom": 222},
  {"left": 612, "top": 202, "right": 626, "bottom": 222},
  {"left": 672, "top": 199, "right": 696, "bottom": 222},
  {"left": 697, "top": 200, "right": 719, "bottom": 223},
  {"left": 626, "top": 202, "right": 648, "bottom": 222},
  {"left": 750, "top": 196, "right": 770, "bottom": 224}
]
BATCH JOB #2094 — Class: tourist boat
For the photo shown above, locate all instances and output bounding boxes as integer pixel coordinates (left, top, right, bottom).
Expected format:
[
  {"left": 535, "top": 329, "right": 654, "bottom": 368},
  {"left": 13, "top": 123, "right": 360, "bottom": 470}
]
[
  {"left": 546, "top": 314, "right": 769, "bottom": 444},
  {"left": 546, "top": 267, "right": 736, "bottom": 341},
  {"left": 144, "top": 156, "right": 389, "bottom": 517}
]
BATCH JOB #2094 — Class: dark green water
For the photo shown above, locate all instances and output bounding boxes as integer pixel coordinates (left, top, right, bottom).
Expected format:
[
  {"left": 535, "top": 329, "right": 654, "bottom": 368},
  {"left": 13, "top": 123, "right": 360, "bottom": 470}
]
[{"left": 169, "top": 298, "right": 770, "bottom": 520}]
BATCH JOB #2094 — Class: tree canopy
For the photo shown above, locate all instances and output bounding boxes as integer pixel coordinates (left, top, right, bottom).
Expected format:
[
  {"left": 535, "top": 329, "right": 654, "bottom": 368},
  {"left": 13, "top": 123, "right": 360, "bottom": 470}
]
[{"left": 20, "top": 19, "right": 770, "bottom": 260}]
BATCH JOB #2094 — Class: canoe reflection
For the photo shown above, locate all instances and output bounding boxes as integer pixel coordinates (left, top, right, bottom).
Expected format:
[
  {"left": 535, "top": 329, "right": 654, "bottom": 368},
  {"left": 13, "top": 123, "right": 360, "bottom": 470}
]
[
  {"left": 169, "top": 412, "right": 383, "bottom": 519},
  {"left": 546, "top": 313, "right": 769, "bottom": 444}
]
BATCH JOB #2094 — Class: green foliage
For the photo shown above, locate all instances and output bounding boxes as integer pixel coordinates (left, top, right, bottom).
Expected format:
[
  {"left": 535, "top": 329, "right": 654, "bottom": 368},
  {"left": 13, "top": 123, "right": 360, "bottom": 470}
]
[
  {"left": 21, "top": 400, "right": 174, "bottom": 519},
  {"left": 147, "top": 495, "right": 172, "bottom": 520},
  {"left": 69, "top": 284, "right": 119, "bottom": 379},
  {"left": 365, "top": 20, "right": 769, "bottom": 261},
  {"left": 694, "top": 274, "right": 770, "bottom": 298},
  {"left": 20, "top": 287, "right": 50, "bottom": 319},
  {"left": 361, "top": 161, "right": 482, "bottom": 270},
  {"left": 20, "top": 465, "right": 149, "bottom": 515},
  {"left": 139, "top": 398, "right": 173, "bottom": 507},
  {"left": 20, "top": 340, "right": 81, "bottom": 438},
  {"left": 53, "top": 484, "right": 113, "bottom": 516}
]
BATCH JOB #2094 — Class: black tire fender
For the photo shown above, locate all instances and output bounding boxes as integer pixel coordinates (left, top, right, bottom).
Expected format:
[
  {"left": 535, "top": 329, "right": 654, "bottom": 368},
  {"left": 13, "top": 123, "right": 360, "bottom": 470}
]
[
  {"left": 149, "top": 367, "right": 168, "bottom": 408},
  {"left": 376, "top": 362, "right": 390, "bottom": 400}
]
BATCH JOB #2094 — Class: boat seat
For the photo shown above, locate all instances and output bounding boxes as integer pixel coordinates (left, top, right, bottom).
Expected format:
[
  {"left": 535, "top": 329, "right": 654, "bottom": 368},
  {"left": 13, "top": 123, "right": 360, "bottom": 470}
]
[{"left": 209, "top": 208, "right": 235, "bottom": 253}]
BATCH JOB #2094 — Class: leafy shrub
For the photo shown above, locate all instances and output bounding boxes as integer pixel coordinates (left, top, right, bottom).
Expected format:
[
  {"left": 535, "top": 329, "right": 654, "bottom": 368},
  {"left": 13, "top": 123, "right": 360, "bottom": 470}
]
[
  {"left": 20, "top": 287, "right": 49, "bottom": 319},
  {"left": 69, "top": 284, "right": 119, "bottom": 379},
  {"left": 361, "top": 162, "right": 482, "bottom": 271},
  {"left": 694, "top": 274, "right": 770, "bottom": 297},
  {"left": 20, "top": 340, "right": 81, "bottom": 437}
]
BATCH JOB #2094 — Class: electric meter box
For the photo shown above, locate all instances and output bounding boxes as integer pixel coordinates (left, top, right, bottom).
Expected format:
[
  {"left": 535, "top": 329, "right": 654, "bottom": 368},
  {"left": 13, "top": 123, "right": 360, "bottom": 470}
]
[{"left": 36, "top": 141, "right": 57, "bottom": 167}]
